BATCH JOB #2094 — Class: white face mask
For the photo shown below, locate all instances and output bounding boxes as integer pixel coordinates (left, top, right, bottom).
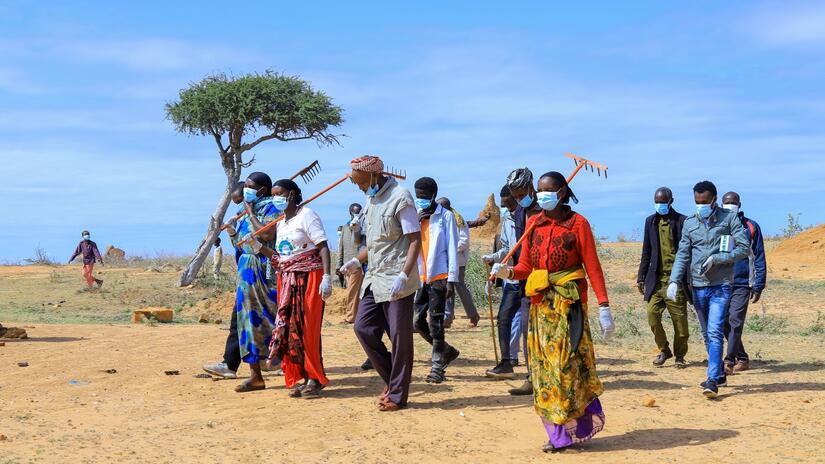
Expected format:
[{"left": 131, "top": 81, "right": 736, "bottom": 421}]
[{"left": 722, "top": 204, "right": 739, "bottom": 214}]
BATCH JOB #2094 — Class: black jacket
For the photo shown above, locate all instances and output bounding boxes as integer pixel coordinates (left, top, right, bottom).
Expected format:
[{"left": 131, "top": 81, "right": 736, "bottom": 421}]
[{"left": 637, "top": 209, "right": 692, "bottom": 304}]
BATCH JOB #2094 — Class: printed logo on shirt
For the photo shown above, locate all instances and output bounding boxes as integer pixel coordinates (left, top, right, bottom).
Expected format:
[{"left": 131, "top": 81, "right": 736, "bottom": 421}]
[{"left": 276, "top": 239, "right": 296, "bottom": 257}]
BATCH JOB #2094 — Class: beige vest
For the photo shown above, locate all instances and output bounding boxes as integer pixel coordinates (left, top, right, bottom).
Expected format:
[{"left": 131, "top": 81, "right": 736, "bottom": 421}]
[{"left": 361, "top": 177, "right": 420, "bottom": 303}]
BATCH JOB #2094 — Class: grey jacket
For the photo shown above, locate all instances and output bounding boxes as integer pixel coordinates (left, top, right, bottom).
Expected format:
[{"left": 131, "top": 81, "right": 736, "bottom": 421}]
[{"left": 669, "top": 206, "right": 749, "bottom": 288}]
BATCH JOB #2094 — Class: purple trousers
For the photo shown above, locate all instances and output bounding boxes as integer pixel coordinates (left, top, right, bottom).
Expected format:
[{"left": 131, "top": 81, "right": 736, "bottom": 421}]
[{"left": 354, "top": 286, "right": 415, "bottom": 406}]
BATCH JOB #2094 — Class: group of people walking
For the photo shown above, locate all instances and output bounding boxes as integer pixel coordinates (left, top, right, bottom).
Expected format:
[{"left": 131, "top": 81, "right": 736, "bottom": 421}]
[{"left": 195, "top": 154, "right": 767, "bottom": 453}]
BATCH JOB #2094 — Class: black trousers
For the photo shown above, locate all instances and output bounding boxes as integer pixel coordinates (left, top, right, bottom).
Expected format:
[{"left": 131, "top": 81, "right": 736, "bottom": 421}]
[
  {"left": 414, "top": 279, "right": 453, "bottom": 369},
  {"left": 222, "top": 312, "right": 241, "bottom": 372},
  {"left": 724, "top": 286, "right": 751, "bottom": 363},
  {"left": 496, "top": 282, "right": 523, "bottom": 363}
]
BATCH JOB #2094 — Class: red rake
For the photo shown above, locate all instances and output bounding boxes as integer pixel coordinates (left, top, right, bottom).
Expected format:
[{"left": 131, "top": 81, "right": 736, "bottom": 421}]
[
  {"left": 237, "top": 167, "right": 409, "bottom": 245},
  {"left": 226, "top": 160, "right": 322, "bottom": 224},
  {"left": 489, "top": 153, "right": 610, "bottom": 276}
]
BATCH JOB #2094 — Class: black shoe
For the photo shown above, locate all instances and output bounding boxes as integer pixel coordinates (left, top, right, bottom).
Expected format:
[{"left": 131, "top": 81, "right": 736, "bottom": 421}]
[
  {"left": 426, "top": 369, "right": 446, "bottom": 384},
  {"left": 360, "top": 359, "right": 373, "bottom": 371},
  {"left": 702, "top": 379, "right": 718, "bottom": 398},
  {"left": 716, "top": 375, "right": 727, "bottom": 387},
  {"left": 485, "top": 360, "right": 515, "bottom": 380},
  {"left": 511, "top": 359, "right": 520, "bottom": 367},
  {"left": 674, "top": 357, "right": 687, "bottom": 369},
  {"left": 508, "top": 379, "right": 533, "bottom": 395},
  {"left": 653, "top": 351, "right": 673, "bottom": 366},
  {"left": 443, "top": 347, "right": 460, "bottom": 369}
]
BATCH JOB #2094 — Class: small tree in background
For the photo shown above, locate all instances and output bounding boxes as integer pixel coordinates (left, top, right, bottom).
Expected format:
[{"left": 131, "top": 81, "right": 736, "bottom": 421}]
[
  {"left": 166, "top": 71, "right": 343, "bottom": 286},
  {"left": 782, "top": 213, "right": 803, "bottom": 239}
]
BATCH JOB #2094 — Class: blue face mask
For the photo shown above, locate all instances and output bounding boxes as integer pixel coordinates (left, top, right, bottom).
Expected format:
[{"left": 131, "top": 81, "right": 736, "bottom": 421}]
[
  {"left": 366, "top": 184, "right": 379, "bottom": 197},
  {"left": 655, "top": 203, "right": 670, "bottom": 215},
  {"left": 82, "top": 234, "right": 90, "bottom": 241},
  {"left": 500, "top": 207, "right": 509, "bottom": 218},
  {"left": 272, "top": 195, "right": 289, "bottom": 212},
  {"left": 696, "top": 203, "right": 714, "bottom": 219},
  {"left": 536, "top": 191, "right": 560, "bottom": 211},
  {"left": 243, "top": 187, "right": 259, "bottom": 203},
  {"left": 415, "top": 198, "right": 433, "bottom": 212},
  {"left": 517, "top": 194, "right": 534, "bottom": 209}
]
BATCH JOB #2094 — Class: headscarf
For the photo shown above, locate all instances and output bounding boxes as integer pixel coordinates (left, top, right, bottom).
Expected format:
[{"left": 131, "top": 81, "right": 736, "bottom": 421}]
[
  {"left": 246, "top": 172, "right": 273, "bottom": 193},
  {"left": 274, "top": 178, "right": 303, "bottom": 204},
  {"left": 540, "top": 171, "right": 579, "bottom": 204},
  {"left": 506, "top": 168, "right": 534, "bottom": 191},
  {"left": 350, "top": 155, "right": 384, "bottom": 173}
]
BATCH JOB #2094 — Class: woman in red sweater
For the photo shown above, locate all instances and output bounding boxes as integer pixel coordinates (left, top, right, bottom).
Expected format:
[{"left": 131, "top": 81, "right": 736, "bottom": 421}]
[{"left": 491, "top": 171, "right": 615, "bottom": 453}]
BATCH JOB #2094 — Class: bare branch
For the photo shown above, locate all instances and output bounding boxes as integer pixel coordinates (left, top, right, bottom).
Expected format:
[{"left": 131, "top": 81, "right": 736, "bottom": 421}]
[
  {"left": 208, "top": 127, "right": 229, "bottom": 155},
  {"left": 240, "top": 153, "right": 257, "bottom": 168}
]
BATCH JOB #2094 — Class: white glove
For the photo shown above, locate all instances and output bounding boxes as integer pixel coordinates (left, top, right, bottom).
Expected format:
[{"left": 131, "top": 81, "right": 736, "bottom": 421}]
[
  {"left": 319, "top": 274, "right": 333, "bottom": 301},
  {"left": 599, "top": 305, "right": 615, "bottom": 339},
  {"left": 389, "top": 272, "right": 408, "bottom": 301},
  {"left": 481, "top": 254, "right": 496, "bottom": 264},
  {"left": 490, "top": 263, "right": 511, "bottom": 279},
  {"left": 666, "top": 282, "right": 678, "bottom": 301},
  {"left": 701, "top": 255, "right": 715, "bottom": 275},
  {"left": 339, "top": 257, "right": 361, "bottom": 276},
  {"left": 246, "top": 235, "right": 263, "bottom": 254}
]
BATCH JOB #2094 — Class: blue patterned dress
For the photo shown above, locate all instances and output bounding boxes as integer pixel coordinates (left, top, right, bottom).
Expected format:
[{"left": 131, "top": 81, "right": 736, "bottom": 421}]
[{"left": 231, "top": 197, "right": 280, "bottom": 364}]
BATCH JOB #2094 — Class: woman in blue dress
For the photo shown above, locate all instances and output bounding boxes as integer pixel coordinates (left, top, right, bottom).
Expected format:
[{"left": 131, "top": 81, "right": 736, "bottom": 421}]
[{"left": 225, "top": 172, "right": 281, "bottom": 392}]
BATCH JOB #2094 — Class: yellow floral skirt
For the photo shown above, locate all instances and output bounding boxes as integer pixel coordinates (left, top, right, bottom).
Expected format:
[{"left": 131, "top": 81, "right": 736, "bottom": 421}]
[{"left": 528, "top": 295, "right": 603, "bottom": 425}]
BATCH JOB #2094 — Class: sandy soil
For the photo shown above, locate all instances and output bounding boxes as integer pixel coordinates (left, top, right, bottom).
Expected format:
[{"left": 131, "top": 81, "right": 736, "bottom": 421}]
[{"left": 2, "top": 322, "right": 823, "bottom": 464}]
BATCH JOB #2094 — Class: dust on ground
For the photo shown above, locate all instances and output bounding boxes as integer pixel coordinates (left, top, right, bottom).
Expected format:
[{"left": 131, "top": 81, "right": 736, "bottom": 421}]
[{"left": 1, "top": 242, "right": 824, "bottom": 463}]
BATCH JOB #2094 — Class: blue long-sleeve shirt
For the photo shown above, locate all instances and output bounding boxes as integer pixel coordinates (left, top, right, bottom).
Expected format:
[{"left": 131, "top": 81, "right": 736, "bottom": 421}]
[{"left": 732, "top": 213, "right": 767, "bottom": 292}]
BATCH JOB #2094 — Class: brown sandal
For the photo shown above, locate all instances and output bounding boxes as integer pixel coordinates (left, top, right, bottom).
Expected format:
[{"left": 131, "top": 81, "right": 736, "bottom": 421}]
[
  {"left": 378, "top": 386, "right": 390, "bottom": 404},
  {"left": 378, "top": 400, "right": 403, "bottom": 412},
  {"left": 234, "top": 380, "right": 265, "bottom": 393}
]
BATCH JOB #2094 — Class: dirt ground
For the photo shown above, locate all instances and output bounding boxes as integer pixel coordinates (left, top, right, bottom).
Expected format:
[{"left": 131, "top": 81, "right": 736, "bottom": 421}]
[{"left": 2, "top": 242, "right": 825, "bottom": 463}]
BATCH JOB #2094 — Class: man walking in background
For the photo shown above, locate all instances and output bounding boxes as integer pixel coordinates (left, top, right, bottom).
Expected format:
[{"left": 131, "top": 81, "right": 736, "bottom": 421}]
[
  {"left": 436, "top": 197, "right": 483, "bottom": 328},
  {"left": 668, "top": 181, "right": 749, "bottom": 398},
  {"left": 68, "top": 230, "right": 104, "bottom": 291},
  {"left": 338, "top": 202, "right": 366, "bottom": 324},
  {"left": 482, "top": 185, "right": 524, "bottom": 380},
  {"left": 721, "top": 191, "right": 767, "bottom": 375},
  {"left": 637, "top": 187, "right": 691, "bottom": 368},
  {"left": 212, "top": 237, "right": 223, "bottom": 278}
]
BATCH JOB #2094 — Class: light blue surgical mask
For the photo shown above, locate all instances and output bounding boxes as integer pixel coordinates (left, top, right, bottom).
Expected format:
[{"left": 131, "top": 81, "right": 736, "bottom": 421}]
[
  {"left": 272, "top": 195, "right": 289, "bottom": 212},
  {"left": 696, "top": 203, "right": 714, "bottom": 219},
  {"left": 415, "top": 198, "right": 433, "bottom": 212},
  {"left": 536, "top": 191, "right": 560, "bottom": 211},
  {"left": 517, "top": 194, "right": 534, "bottom": 209},
  {"left": 366, "top": 184, "right": 379, "bottom": 197},
  {"left": 82, "top": 234, "right": 90, "bottom": 241},
  {"left": 655, "top": 203, "right": 670, "bottom": 215},
  {"left": 500, "top": 207, "right": 509, "bottom": 218},
  {"left": 243, "top": 187, "right": 259, "bottom": 203},
  {"left": 722, "top": 204, "right": 739, "bottom": 215}
]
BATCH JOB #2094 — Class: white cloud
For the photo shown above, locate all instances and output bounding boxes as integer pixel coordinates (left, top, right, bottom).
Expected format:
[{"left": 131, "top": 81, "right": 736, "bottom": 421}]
[
  {"left": 747, "top": 3, "right": 825, "bottom": 46},
  {"left": 57, "top": 38, "right": 257, "bottom": 71}
]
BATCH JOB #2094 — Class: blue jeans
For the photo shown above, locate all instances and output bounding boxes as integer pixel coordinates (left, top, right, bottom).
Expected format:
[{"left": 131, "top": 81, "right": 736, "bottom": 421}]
[
  {"left": 509, "top": 297, "right": 529, "bottom": 364},
  {"left": 692, "top": 285, "right": 731, "bottom": 382}
]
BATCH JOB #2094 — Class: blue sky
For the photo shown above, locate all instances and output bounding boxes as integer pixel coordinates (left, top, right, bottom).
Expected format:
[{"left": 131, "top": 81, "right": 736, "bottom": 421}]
[{"left": 2, "top": 1, "right": 824, "bottom": 262}]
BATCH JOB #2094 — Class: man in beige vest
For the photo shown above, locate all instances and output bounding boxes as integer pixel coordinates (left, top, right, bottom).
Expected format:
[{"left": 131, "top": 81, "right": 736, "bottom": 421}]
[
  {"left": 340, "top": 155, "right": 422, "bottom": 412},
  {"left": 337, "top": 202, "right": 365, "bottom": 324}
]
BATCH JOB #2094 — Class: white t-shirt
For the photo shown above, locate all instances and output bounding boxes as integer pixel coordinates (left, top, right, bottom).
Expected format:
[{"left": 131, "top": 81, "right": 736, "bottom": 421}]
[
  {"left": 397, "top": 205, "right": 421, "bottom": 234},
  {"left": 275, "top": 207, "right": 328, "bottom": 258}
]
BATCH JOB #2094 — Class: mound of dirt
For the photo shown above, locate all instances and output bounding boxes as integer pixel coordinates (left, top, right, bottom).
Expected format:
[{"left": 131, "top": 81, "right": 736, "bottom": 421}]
[
  {"left": 769, "top": 224, "right": 825, "bottom": 279},
  {"left": 183, "top": 292, "right": 236, "bottom": 323},
  {"left": 104, "top": 245, "right": 126, "bottom": 264},
  {"left": 325, "top": 287, "right": 349, "bottom": 315},
  {"left": 469, "top": 194, "right": 500, "bottom": 249}
]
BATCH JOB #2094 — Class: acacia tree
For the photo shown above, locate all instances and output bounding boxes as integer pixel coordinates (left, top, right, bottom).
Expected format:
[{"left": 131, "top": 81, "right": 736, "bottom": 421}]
[{"left": 166, "top": 71, "right": 343, "bottom": 286}]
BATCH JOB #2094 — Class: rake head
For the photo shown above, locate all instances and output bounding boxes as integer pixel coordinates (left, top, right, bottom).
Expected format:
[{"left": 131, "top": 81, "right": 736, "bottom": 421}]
[
  {"left": 565, "top": 152, "right": 609, "bottom": 180},
  {"left": 291, "top": 160, "right": 321, "bottom": 184},
  {"left": 383, "top": 167, "right": 407, "bottom": 180}
]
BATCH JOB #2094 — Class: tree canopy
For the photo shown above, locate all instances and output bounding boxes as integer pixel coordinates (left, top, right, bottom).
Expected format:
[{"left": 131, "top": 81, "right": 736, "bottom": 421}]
[{"left": 165, "top": 71, "right": 344, "bottom": 151}]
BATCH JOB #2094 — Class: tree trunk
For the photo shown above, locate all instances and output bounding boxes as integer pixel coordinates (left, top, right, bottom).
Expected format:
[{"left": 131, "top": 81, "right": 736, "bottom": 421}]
[{"left": 178, "top": 177, "right": 238, "bottom": 286}]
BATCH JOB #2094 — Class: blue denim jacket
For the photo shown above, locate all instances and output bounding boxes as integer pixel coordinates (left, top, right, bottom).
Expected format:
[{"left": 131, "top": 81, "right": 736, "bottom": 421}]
[{"left": 669, "top": 206, "right": 750, "bottom": 288}]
